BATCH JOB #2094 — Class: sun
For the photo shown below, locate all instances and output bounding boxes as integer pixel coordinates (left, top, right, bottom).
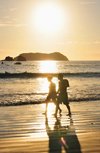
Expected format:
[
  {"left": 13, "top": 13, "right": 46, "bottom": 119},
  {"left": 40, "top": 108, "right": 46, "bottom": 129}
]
[{"left": 31, "top": 2, "right": 65, "bottom": 33}]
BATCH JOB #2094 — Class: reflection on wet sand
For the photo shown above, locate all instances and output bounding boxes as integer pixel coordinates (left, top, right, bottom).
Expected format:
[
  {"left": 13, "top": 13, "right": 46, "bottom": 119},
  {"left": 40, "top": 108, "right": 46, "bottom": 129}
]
[{"left": 45, "top": 115, "right": 82, "bottom": 153}]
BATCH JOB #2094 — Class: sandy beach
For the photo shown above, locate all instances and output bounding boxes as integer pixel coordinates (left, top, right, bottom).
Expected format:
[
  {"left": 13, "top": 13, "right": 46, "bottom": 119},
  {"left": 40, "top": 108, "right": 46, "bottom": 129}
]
[{"left": 0, "top": 101, "right": 100, "bottom": 153}]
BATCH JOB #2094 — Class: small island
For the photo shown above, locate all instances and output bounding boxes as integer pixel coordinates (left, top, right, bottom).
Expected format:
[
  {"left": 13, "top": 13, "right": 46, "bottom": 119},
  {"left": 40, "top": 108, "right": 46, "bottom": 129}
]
[
  {"left": 4, "top": 52, "right": 69, "bottom": 61},
  {"left": 14, "top": 52, "right": 69, "bottom": 61}
]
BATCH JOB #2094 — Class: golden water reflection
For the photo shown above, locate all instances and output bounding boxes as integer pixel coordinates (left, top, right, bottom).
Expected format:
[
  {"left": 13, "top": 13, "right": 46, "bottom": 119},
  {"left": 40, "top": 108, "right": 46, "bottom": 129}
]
[
  {"left": 39, "top": 61, "right": 58, "bottom": 73},
  {"left": 47, "top": 103, "right": 56, "bottom": 118},
  {"left": 29, "top": 103, "right": 56, "bottom": 139}
]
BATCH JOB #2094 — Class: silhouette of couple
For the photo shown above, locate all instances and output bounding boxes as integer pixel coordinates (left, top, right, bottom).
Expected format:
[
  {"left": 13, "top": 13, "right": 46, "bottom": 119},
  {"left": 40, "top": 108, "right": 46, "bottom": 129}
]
[
  {"left": 44, "top": 74, "right": 71, "bottom": 117},
  {"left": 45, "top": 116, "right": 82, "bottom": 153},
  {"left": 45, "top": 116, "right": 69, "bottom": 153}
]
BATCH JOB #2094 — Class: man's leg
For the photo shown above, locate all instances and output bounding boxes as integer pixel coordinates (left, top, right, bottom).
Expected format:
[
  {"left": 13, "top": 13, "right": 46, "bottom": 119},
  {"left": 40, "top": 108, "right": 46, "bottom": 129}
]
[
  {"left": 64, "top": 93, "right": 71, "bottom": 116},
  {"left": 54, "top": 103, "right": 59, "bottom": 117},
  {"left": 66, "top": 104, "right": 71, "bottom": 116}
]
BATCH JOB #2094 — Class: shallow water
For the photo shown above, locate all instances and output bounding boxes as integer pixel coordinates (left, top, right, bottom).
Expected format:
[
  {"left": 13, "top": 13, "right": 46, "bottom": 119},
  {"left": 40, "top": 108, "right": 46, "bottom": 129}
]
[{"left": 0, "top": 61, "right": 100, "bottom": 106}]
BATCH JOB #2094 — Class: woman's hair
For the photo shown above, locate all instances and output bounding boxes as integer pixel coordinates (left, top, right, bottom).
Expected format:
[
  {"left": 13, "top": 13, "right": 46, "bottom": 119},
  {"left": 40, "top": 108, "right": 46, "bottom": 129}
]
[{"left": 47, "top": 75, "right": 53, "bottom": 81}]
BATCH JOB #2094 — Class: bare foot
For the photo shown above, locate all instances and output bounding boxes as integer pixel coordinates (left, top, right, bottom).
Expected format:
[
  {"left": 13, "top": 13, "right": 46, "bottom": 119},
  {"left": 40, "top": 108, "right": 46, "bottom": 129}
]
[{"left": 66, "top": 113, "right": 71, "bottom": 117}]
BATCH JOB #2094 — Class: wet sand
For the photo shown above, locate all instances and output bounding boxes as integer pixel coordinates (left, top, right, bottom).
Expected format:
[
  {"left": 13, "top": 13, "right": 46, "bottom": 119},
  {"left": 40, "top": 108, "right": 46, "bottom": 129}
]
[{"left": 0, "top": 101, "right": 100, "bottom": 153}]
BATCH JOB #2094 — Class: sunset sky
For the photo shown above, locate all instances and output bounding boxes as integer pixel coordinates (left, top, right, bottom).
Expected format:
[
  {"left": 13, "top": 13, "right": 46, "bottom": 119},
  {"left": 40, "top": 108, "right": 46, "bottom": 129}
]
[{"left": 0, "top": 0, "right": 100, "bottom": 61}]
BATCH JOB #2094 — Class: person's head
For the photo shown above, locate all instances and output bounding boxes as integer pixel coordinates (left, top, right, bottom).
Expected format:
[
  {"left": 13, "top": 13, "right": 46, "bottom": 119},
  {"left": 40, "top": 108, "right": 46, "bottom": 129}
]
[
  {"left": 58, "top": 74, "right": 63, "bottom": 80},
  {"left": 47, "top": 75, "right": 53, "bottom": 82}
]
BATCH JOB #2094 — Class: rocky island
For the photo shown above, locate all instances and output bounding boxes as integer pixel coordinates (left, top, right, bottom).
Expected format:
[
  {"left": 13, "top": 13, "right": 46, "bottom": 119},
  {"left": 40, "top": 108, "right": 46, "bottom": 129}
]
[
  {"left": 4, "top": 52, "right": 69, "bottom": 61},
  {"left": 14, "top": 52, "right": 68, "bottom": 61}
]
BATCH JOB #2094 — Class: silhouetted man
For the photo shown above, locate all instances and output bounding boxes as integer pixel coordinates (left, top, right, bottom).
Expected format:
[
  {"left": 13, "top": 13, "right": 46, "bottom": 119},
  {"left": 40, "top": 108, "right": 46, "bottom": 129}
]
[{"left": 55, "top": 74, "right": 71, "bottom": 117}]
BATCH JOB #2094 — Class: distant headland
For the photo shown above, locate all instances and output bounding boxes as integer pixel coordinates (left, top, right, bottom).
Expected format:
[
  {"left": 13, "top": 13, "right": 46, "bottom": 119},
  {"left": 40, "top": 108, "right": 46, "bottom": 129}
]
[{"left": 3, "top": 52, "right": 69, "bottom": 61}]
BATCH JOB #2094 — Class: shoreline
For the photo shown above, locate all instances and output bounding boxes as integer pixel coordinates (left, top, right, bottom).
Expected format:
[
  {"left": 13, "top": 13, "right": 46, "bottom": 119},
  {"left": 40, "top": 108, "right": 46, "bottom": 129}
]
[{"left": 0, "top": 101, "right": 100, "bottom": 152}]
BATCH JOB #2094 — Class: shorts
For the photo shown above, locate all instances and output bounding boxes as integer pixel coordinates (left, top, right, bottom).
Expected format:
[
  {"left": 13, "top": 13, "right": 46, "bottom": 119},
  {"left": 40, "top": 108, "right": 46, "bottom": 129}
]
[
  {"left": 46, "top": 93, "right": 56, "bottom": 103},
  {"left": 57, "top": 92, "right": 69, "bottom": 105}
]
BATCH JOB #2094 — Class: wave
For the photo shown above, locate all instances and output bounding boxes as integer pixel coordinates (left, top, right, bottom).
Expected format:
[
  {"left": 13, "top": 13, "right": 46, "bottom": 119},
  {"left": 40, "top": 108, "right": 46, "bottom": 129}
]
[
  {"left": 0, "top": 71, "right": 100, "bottom": 78},
  {"left": 0, "top": 96, "right": 100, "bottom": 106},
  {"left": 0, "top": 92, "right": 48, "bottom": 97}
]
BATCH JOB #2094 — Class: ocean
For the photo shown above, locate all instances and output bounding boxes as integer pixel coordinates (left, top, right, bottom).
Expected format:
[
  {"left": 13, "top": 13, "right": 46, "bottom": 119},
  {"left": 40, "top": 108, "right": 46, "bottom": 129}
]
[{"left": 0, "top": 60, "right": 100, "bottom": 106}]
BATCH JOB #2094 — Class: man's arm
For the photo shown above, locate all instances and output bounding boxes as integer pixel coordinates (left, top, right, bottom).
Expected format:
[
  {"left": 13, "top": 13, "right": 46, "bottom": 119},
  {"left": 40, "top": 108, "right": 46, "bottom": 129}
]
[
  {"left": 67, "top": 80, "right": 69, "bottom": 87},
  {"left": 65, "top": 79, "right": 69, "bottom": 88}
]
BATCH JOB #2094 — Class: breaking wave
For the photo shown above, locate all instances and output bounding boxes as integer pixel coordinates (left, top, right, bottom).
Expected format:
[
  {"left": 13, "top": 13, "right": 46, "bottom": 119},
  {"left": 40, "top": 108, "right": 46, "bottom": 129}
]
[
  {"left": 0, "top": 72, "right": 100, "bottom": 78},
  {"left": 0, "top": 93, "right": 100, "bottom": 106}
]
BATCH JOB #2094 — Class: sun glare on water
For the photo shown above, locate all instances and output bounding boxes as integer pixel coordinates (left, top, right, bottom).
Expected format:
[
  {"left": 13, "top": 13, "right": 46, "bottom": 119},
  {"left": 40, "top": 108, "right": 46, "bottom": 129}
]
[
  {"left": 47, "top": 103, "right": 56, "bottom": 117},
  {"left": 39, "top": 61, "right": 57, "bottom": 73}
]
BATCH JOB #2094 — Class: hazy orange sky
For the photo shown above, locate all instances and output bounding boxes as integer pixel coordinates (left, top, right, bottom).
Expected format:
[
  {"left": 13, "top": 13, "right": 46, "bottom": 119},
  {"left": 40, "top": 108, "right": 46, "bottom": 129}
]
[{"left": 0, "top": 0, "right": 100, "bottom": 61}]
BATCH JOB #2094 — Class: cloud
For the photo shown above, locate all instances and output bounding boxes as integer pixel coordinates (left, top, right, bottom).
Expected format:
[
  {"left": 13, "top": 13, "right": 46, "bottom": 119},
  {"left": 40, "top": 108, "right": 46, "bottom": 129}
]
[
  {"left": 81, "top": 41, "right": 92, "bottom": 44},
  {"left": 58, "top": 43, "right": 64, "bottom": 45},
  {"left": 58, "top": 41, "right": 100, "bottom": 45},
  {"left": 58, "top": 42, "right": 78, "bottom": 45},
  {"left": 0, "top": 24, "right": 10, "bottom": 27},
  {"left": 3, "top": 16, "right": 10, "bottom": 19},
  {"left": 66, "top": 42, "right": 78, "bottom": 44},
  {"left": 80, "top": 41, "right": 100, "bottom": 44},
  {"left": 15, "top": 24, "right": 28, "bottom": 27},
  {"left": 93, "top": 41, "right": 100, "bottom": 44},
  {"left": 12, "top": 19, "right": 17, "bottom": 21},
  {"left": 0, "top": 23, "right": 28, "bottom": 27},
  {"left": 81, "top": 1, "right": 97, "bottom": 4},
  {"left": 10, "top": 8, "right": 17, "bottom": 11}
]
